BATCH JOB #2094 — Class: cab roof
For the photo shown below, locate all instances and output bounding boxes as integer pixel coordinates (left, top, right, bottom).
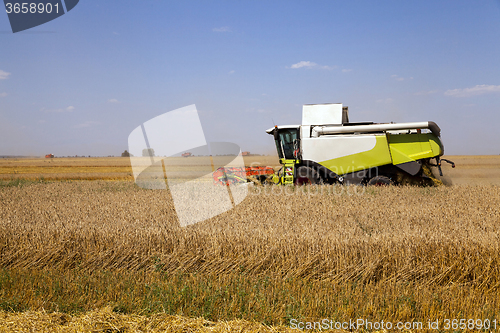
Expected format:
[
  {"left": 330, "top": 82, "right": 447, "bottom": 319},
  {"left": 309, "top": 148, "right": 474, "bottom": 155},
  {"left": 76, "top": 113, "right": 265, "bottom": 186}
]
[{"left": 265, "top": 125, "right": 300, "bottom": 134}]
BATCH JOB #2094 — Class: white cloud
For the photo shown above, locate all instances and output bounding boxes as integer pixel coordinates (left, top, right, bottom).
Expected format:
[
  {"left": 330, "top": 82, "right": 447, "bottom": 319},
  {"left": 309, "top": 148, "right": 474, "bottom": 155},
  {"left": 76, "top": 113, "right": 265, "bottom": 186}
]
[
  {"left": 41, "top": 106, "right": 75, "bottom": 113},
  {"left": 228, "top": 70, "right": 235, "bottom": 75},
  {"left": 108, "top": 98, "right": 119, "bottom": 103},
  {"left": 213, "top": 26, "right": 231, "bottom": 32},
  {"left": 0, "top": 70, "right": 11, "bottom": 80},
  {"left": 444, "top": 84, "right": 500, "bottom": 97},
  {"left": 73, "top": 121, "right": 100, "bottom": 128},
  {"left": 290, "top": 61, "right": 317, "bottom": 69},
  {"left": 0, "top": 92, "right": 7, "bottom": 98},
  {"left": 342, "top": 69, "right": 352, "bottom": 73},
  {"left": 289, "top": 61, "right": 335, "bottom": 70},
  {"left": 391, "top": 74, "right": 413, "bottom": 81}
]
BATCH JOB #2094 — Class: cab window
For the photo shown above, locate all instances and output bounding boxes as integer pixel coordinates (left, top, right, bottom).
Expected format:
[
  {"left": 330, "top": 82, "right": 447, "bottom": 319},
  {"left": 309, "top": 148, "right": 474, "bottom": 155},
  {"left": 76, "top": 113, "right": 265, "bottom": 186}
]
[{"left": 276, "top": 128, "right": 299, "bottom": 159}]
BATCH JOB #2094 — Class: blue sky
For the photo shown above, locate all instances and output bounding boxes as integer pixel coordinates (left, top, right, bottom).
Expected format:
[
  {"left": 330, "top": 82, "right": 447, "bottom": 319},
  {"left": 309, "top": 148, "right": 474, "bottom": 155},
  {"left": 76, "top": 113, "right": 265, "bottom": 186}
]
[{"left": 1, "top": 0, "right": 500, "bottom": 156}]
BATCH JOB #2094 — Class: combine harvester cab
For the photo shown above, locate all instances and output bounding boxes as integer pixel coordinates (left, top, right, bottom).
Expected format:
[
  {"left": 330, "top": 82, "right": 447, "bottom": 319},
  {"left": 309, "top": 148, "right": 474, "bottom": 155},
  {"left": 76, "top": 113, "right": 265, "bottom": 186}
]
[{"left": 267, "top": 103, "right": 455, "bottom": 186}]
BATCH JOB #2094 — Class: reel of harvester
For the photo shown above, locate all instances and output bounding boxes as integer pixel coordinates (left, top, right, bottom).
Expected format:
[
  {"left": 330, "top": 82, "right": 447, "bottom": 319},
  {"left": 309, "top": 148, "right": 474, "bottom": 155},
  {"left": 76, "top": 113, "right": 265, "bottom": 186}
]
[{"left": 212, "top": 166, "right": 276, "bottom": 185}]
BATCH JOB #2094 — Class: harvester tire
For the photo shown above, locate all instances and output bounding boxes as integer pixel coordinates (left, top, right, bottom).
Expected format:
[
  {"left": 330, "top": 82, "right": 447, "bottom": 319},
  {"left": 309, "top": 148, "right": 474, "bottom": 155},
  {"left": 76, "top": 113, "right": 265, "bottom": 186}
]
[
  {"left": 367, "top": 176, "right": 394, "bottom": 186},
  {"left": 296, "top": 166, "right": 323, "bottom": 185}
]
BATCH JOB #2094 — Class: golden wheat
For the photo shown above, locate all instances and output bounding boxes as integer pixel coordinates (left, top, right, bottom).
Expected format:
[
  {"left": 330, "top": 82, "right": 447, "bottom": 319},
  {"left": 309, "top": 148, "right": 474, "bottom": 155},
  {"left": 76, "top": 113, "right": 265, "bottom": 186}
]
[
  {"left": 1, "top": 182, "right": 499, "bottom": 280},
  {"left": 0, "top": 155, "right": 499, "bottom": 184},
  {"left": 0, "top": 306, "right": 298, "bottom": 333},
  {"left": 1, "top": 155, "right": 499, "bottom": 331},
  {"left": 0, "top": 181, "right": 500, "bottom": 330},
  {"left": 0, "top": 156, "right": 281, "bottom": 181}
]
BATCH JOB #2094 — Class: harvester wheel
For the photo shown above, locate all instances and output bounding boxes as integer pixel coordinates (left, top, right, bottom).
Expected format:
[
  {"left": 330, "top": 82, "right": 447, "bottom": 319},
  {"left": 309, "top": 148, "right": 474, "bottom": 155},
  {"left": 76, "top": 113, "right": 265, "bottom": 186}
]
[
  {"left": 367, "top": 176, "right": 394, "bottom": 186},
  {"left": 295, "top": 166, "right": 323, "bottom": 185}
]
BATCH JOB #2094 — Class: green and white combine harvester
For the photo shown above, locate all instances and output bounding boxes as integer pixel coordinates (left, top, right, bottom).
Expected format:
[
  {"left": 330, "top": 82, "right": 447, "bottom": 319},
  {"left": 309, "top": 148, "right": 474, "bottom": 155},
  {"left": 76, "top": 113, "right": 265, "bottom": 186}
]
[
  {"left": 213, "top": 103, "right": 455, "bottom": 186},
  {"left": 265, "top": 103, "right": 455, "bottom": 186}
]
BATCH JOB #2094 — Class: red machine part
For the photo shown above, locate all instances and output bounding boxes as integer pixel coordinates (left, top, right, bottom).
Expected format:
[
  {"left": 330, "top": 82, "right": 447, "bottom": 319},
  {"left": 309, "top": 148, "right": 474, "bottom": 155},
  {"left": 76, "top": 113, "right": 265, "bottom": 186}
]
[{"left": 213, "top": 166, "right": 275, "bottom": 185}]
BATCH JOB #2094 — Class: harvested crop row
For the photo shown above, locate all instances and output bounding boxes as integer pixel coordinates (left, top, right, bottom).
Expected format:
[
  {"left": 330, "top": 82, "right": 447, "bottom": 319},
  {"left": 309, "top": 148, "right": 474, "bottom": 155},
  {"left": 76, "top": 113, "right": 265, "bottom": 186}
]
[
  {"left": 1, "top": 181, "right": 500, "bottom": 324},
  {"left": 1, "top": 182, "right": 499, "bottom": 285},
  {"left": 0, "top": 307, "right": 297, "bottom": 333}
]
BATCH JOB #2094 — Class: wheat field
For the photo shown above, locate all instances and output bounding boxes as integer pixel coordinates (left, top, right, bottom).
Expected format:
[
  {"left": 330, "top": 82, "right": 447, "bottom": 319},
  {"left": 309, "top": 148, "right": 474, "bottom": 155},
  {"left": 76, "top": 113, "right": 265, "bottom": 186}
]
[
  {"left": 0, "top": 156, "right": 281, "bottom": 181},
  {"left": 0, "top": 155, "right": 499, "bottom": 332},
  {"left": 1, "top": 155, "right": 499, "bottom": 185}
]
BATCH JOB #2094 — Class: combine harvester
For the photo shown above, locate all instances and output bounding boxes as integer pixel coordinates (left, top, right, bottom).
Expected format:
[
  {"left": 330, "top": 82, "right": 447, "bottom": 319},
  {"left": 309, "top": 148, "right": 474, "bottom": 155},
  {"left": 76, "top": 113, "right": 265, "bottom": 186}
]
[{"left": 214, "top": 103, "right": 454, "bottom": 186}]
